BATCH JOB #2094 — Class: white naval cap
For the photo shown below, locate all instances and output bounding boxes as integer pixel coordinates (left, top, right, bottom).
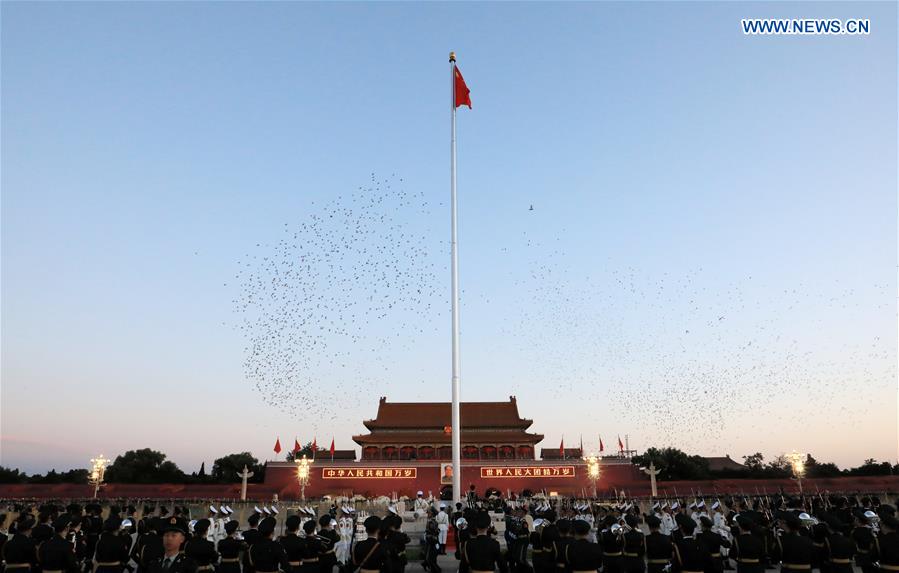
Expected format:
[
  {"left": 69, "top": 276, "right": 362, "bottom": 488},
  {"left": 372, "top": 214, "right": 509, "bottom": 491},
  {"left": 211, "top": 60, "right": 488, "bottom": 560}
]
[
  {"left": 388, "top": 505, "right": 398, "bottom": 515},
  {"left": 863, "top": 510, "right": 878, "bottom": 520},
  {"left": 711, "top": 501, "right": 720, "bottom": 510},
  {"left": 439, "top": 503, "right": 446, "bottom": 509},
  {"left": 263, "top": 506, "right": 272, "bottom": 515},
  {"left": 417, "top": 491, "right": 424, "bottom": 496},
  {"left": 652, "top": 502, "right": 660, "bottom": 510},
  {"left": 220, "top": 506, "right": 229, "bottom": 514},
  {"left": 671, "top": 502, "right": 680, "bottom": 510},
  {"left": 254, "top": 506, "right": 262, "bottom": 514},
  {"left": 271, "top": 506, "right": 279, "bottom": 515},
  {"left": 697, "top": 500, "right": 705, "bottom": 508},
  {"left": 121, "top": 519, "right": 133, "bottom": 529},
  {"left": 209, "top": 505, "right": 218, "bottom": 514}
]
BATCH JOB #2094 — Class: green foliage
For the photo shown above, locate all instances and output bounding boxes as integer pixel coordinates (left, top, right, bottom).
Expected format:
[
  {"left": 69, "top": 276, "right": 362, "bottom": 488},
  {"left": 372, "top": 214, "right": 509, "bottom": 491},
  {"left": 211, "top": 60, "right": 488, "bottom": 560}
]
[
  {"left": 0, "top": 466, "right": 29, "bottom": 483},
  {"left": 284, "top": 441, "right": 325, "bottom": 462},
  {"left": 211, "top": 452, "right": 266, "bottom": 483},
  {"left": 104, "top": 448, "right": 186, "bottom": 483},
  {"left": 632, "top": 447, "right": 711, "bottom": 480}
]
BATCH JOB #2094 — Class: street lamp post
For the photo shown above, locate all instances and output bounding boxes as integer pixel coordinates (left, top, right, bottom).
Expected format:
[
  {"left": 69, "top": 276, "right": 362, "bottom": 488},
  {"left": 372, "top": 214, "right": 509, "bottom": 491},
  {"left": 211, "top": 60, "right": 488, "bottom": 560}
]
[
  {"left": 583, "top": 454, "right": 601, "bottom": 497},
  {"left": 295, "top": 455, "right": 312, "bottom": 501},
  {"left": 89, "top": 455, "right": 109, "bottom": 499},
  {"left": 788, "top": 450, "right": 805, "bottom": 494}
]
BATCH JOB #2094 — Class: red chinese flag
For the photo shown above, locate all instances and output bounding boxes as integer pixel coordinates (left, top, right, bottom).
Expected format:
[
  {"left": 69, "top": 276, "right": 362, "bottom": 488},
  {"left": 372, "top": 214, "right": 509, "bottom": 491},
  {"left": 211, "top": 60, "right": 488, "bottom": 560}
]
[
  {"left": 293, "top": 438, "right": 301, "bottom": 454},
  {"left": 273, "top": 438, "right": 282, "bottom": 454},
  {"left": 330, "top": 438, "right": 335, "bottom": 457},
  {"left": 454, "top": 67, "right": 471, "bottom": 109},
  {"left": 312, "top": 437, "right": 317, "bottom": 450},
  {"left": 559, "top": 437, "right": 564, "bottom": 457},
  {"left": 599, "top": 436, "right": 605, "bottom": 452},
  {"left": 618, "top": 435, "right": 624, "bottom": 451}
]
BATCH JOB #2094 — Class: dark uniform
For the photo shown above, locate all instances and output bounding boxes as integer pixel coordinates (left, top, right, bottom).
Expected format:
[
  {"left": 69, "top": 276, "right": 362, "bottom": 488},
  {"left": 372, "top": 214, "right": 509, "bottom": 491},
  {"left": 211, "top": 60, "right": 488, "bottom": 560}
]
[
  {"left": 463, "top": 534, "right": 507, "bottom": 573},
  {"left": 145, "top": 553, "right": 198, "bottom": 573},
  {"left": 382, "top": 527, "right": 410, "bottom": 573},
  {"left": 563, "top": 538, "right": 602, "bottom": 573},
  {"left": 37, "top": 536, "right": 79, "bottom": 573},
  {"left": 850, "top": 526, "right": 878, "bottom": 573},
  {"left": 505, "top": 521, "right": 531, "bottom": 573},
  {"left": 298, "top": 533, "right": 324, "bottom": 573},
  {"left": 599, "top": 528, "right": 624, "bottom": 573},
  {"left": 278, "top": 532, "right": 304, "bottom": 573},
  {"left": 731, "top": 533, "right": 764, "bottom": 573},
  {"left": 776, "top": 532, "right": 813, "bottom": 573},
  {"left": 217, "top": 535, "right": 247, "bottom": 573},
  {"left": 879, "top": 527, "right": 899, "bottom": 572},
  {"left": 241, "top": 528, "right": 261, "bottom": 573},
  {"left": 316, "top": 530, "right": 338, "bottom": 573},
  {"left": 183, "top": 536, "right": 218, "bottom": 572},
  {"left": 696, "top": 530, "right": 729, "bottom": 573},
  {"left": 248, "top": 538, "right": 290, "bottom": 573},
  {"left": 5, "top": 530, "right": 39, "bottom": 572},
  {"left": 824, "top": 531, "right": 855, "bottom": 573},
  {"left": 94, "top": 530, "right": 130, "bottom": 573},
  {"left": 645, "top": 532, "right": 673, "bottom": 573},
  {"left": 673, "top": 536, "right": 707, "bottom": 573},
  {"left": 351, "top": 537, "right": 386, "bottom": 573},
  {"left": 554, "top": 529, "right": 574, "bottom": 573},
  {"left": 622, "top": 527, "right": 646, "bottom": 573},
  {"left": 532, "top": 523, "right": 559, "bottom": 573},
  {"left": 132, "top": 526, "right": 164, "bottom": 573}
]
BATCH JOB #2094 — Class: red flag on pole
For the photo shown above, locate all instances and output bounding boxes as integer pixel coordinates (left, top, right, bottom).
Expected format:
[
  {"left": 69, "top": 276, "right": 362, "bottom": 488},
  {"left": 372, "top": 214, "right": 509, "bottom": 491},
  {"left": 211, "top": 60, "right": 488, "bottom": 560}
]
[
  {"left": 599, "top": 436, "right": 605, "bottom": 452},
  {"left": 330, "top": 438, "right": 335, "bottom": 460},
  {"left": 559, "top": 437, "right": 565, "bottom": 459},
  {"left": 273, "top": 438, "right": 282, "bottom": 454},
  {"left": 312, "top": 437, "right": 317, "bottom": 459},
  {"left": 454, "top": 66, "right": 471, "bottom": 109},
  {"left": 618, "top": 435, "right": 624, "bottom": 452},
  {"left": 293, "top": 438, "right": 301, "bottom": 454}
]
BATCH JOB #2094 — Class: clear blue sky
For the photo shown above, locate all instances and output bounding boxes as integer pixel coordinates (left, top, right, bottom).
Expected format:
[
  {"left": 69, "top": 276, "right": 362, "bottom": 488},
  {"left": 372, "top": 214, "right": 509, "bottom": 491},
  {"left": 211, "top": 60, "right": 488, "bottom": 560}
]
[{"left": 2, "top": 2, "right": 896, "bottom": 474}]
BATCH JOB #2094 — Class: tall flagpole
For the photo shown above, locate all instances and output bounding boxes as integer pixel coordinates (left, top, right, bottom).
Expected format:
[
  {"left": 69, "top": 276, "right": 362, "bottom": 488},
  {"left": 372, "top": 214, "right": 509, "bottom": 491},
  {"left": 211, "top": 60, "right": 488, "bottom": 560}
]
[{"left": 449, "top": 51, "right": 462, "bottom": 505}]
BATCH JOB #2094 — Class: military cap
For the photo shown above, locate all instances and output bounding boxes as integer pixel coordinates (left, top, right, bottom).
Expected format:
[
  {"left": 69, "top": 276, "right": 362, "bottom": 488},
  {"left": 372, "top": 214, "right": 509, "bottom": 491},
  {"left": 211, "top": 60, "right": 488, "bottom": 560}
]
[
  {"left": 193, "top": 519, "right": 211, "bottom": 534},
  {"left": 699, "top": 516, "right": 713, "bottom": 528},
  {"left": 285, "top": 515, "right": 301, "bottom": 530},
  {"left": 302, "top": 519, "right": 316, "bottom": 534},
  {"left": 160, "top": 516, "right": 189, "bottom": 535},
  {"left": 474, "top": 511, "right": 491, "bottom": 530},
  {"left": 573, "top": 519, "right": 591, "bottom": 536},
  {"left": 53, "top": 514, "right": 74, "bottom": 531},
  {"left": 224, "top": 520, "right": 239, "bottom": 535},
  {"left": 783, "top": 513, "right": 802, "bottom": 530},
  {"left": 679, "top": 518, "right": 696, "bottom": 533},
  {"left": 556, "top": 519, "right": 571, "bottom": 534},
  {"left": 103, "top": 517, "right": 121, "bottom": 531},
  {"left": 625, "top": 514, "right": 639, "bottom": 528},
  {"left": 318, "top": 514, "right": 331, "bottom": 527},
  {"left": 247, "top": 513, "right": 260, "bottom": 527},
  {"left": 645, "top": 515, "right": 661, "bottom": 529},
  {"left": 258, "top": 517, "right": 277, "bottom": 536}
]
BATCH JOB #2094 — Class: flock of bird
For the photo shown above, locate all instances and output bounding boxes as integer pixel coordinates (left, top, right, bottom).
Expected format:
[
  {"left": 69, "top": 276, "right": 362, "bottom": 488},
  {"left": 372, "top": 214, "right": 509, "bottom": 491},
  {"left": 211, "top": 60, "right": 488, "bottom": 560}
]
[{"left": 231, "top": 174, "right": 895, "bottom": 451}]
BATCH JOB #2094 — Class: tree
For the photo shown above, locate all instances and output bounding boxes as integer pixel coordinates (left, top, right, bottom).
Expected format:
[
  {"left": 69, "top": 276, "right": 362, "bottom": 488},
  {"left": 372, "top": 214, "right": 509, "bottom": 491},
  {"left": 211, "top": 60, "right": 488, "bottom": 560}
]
[
  {"left": 632, "top": 447, "right": 710, "bottom": 481},
  {"left": 809, "top": 462, "right": 842, "bottom": 478},
  {"left": 212, "top": 452, "right": 265, "bottom": 483},
  {"left": 846, "top": 459, "right": 892, "bottom": 476},
  {"left": 742, "top": 453, "right": 765, "bottom": 474},
  {"left": 285, "top": 442, "right": 325, "bottom": 462},
  {"left": 104, "top": 449, "right": 187, "bottom": 483},
  {"left": 0, "top": 466, "right": 28, "bottom": 483}
]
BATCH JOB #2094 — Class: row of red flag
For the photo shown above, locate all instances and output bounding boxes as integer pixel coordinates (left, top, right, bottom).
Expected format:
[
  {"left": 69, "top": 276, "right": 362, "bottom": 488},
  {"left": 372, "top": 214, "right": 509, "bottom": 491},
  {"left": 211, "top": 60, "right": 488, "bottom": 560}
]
[
  {"left": 559, "top": 435, "right": 626, "bottom": 456},
  {"left": 273, "top": 436, "right": 335, "bottom": 457}
]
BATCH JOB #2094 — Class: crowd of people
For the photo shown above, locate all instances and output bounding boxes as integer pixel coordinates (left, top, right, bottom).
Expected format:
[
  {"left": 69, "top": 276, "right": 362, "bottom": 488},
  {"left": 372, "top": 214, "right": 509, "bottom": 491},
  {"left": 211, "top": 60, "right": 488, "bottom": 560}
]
[{"left": 0, "top": 492, "right": 896, "bottom": 573}]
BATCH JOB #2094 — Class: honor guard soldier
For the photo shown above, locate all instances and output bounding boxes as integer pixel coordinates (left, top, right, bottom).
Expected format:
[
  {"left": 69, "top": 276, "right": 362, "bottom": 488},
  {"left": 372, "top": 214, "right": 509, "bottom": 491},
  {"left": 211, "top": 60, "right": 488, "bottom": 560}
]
[
  {"left": 878, "top": 516, "right": 899, "bottom": 573},
  {"left": 505, "top": 516, "right": 531, "bottom": 573},
  {"left": 851, "top": 511, "right": 879, "bottom": 573},
  {"left": 462, "top": 512, "right": 507, "bottom": 573},
  {"left": 697, "top": 517, "right": 730, "bottom": 573},
  {"left": 146, "top": 517, "right": 197, "bottom": 573},
  {"left": 352, "top": 517, "right": 386, "bottom": 573},
  {"left": 435, "top": 505, "right": 450, "bottom": 556},
  {"left": 38, "top": 515, "right": 79, "bottom": 573},
  {"left": 731, "top": 516, "right": 764, "bottom": 573},
  {"left": 554, "top": 520, "right": 574, "bottom": 573},
  {"left": 204, "top": 509, "right": 219, "bottom": 545},
  {"left": 821, "top": 518, "right": 853, "bottom": 573},
  {"left": 644, "top": 516, "right": 673, "bottom": 573},
  {"left": 299, "top": 519, "right": 325, "bottom": 573},
  {"left": 533, "top": 512, "right": 559, "bottom": 573},
  {"left": 316, "top": 515, "right": 339, "bottom": 573},
  {"left": 216, "top": 521, "right": 245, "bottom": 573},
  {"left": 599, "top": 516, "right": 624, "bottom": 573},
  {"left": 132, "top": 517, "right": 164, "bottom": 573},
  {"left": 279, "top": 516, "right": 304, "bottom": 573},
  {"left": 775, "top": 514, "right": 812, "bottom": 573},
  {"left": 621, "top": 515, "right": 646, "bottom": 573},
  {"left": 93, "top": 518, "right": 130, "bottom": 573},
  {"left": 673, "top": 519, "right": 707, "bottom": 573},
  {"left": 33, "top": 510, "right": 55, "bottom": 549},
  {"left": 382, "top": 513, "right": 410, "bottom": 573},
  {"left": 242, "top": 514, "right": 262, "bottom": 573},
  {"left": 183, "top": 520, "right": 218, "bottom": 572},
  {"left": 248, "top": 518, "right": 290, "bottom": 573},
  {"left": 564, "top": 519, "right": 601, "bottom": 573},
  {"left": 4, "top": 515, "right": 37, "bottom": 573}
]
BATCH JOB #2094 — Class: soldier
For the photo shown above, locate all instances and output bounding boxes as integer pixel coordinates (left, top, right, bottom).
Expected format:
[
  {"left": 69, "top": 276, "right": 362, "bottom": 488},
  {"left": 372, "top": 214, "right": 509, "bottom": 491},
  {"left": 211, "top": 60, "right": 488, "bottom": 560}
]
[
  {"left": 435, "top": 504, "right": 450, "bottom": 556},
  {"left": 216, "top": 521, "right": 246, "bottom": 573},
  {"left": 242, "top": 514, "right": 262, "bottom": 573},
  {"left": 145, "top": 518, "right": 197, "bottom": 573},
  {"left": 183, "top": 520, "right": 218, "bottom": 573},
  {"left": 462, "top": 512, "right": 507, "bottom": 573},
  {"left": 204, "top": 509, "right": 219, "bottom": 546},
  {"left": 673, "top": 519, "right": 706, "bottom": 573},
  {"left": 621, "top": 515, "right": 645, "bottom": 573},
  {"left": 644, "top": 516, "right": 673, "bottom": 573},
  {"left": 381, "top": 514, "right": 410, "bottom": 573},
  {"left": 279, "top": 516, "right": 304, "bottom": 573},
  {"left": 553, "top": 519, "right": 574, "bottom": 573},
  {"left": 563, "top": 519, "right": 600, "bottom": 573},
  {"left": 878, "top": 516, "right": 899, "bottom": 573},
  {"left": 316, "top": 515, "right": 338, "bottom": 573},
  {"left": 33, "top": 510, "right": 55, "bottom": 550},
  {"left": 248, "top": 518, "right": 289, "bottom": 573},
  {"left": 38, "top": 515, "right": 79, "bottom": 573},
  {"left": 132, "top": 516, "right": 163, "bottom": 573},
  {"left": 598, "top": 516, "right": 624, "bottom": 573},
  {"left": 423, "top": 514, "right": 441, "bottom": 573},
  {"left": 774, "top": 514, "right": 812, "bottom": 573},
  {"left": 299, "top": 518, "right": 325, "bottom": 573},
  {"left": 850, "top": 511, "right": 879, "bottom": 573},
  {"left": 351, "top": 517, "right": 385, "bottom": 573},
  {"left": 696, "top": 517, "right": 729, "bottom": 573},
  {"left": 94, "top": 518, "right": 130, "bottom": 573},
  {"left": 731, "top": 516, "right": 764, "bottom": 573}
]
